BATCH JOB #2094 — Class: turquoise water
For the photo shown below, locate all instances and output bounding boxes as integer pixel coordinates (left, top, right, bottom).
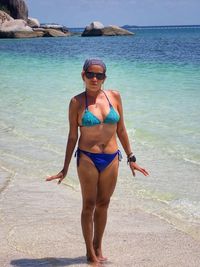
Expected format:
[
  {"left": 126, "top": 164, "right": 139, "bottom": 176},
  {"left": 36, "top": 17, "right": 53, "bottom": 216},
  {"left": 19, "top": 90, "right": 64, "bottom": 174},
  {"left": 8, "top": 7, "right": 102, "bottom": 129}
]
[{"left": 0, "top": 27, "right": 200, "bottom": 238}]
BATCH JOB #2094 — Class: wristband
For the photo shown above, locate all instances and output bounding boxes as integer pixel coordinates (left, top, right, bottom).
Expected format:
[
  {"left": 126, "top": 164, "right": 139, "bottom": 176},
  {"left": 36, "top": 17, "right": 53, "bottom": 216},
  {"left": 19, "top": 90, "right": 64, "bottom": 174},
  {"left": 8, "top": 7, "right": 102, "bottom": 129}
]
[{"left": 127, "top": 152, "right": 134, "bottom": 158}]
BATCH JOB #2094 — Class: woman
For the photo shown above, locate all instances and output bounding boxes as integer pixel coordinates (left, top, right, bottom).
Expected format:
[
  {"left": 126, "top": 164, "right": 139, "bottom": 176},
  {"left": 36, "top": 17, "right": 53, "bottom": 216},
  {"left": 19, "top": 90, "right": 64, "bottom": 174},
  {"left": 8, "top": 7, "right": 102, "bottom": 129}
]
[{"left": 46, "top": 58, "right": 149, "bottom": 264}]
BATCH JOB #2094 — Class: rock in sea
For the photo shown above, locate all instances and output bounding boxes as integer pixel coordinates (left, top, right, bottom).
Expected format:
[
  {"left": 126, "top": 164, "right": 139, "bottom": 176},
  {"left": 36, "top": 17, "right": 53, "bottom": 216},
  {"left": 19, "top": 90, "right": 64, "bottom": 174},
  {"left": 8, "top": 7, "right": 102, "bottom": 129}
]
[
  {"left": 0, "top": 10, "right": 40, "bottom": 37},
  {"left": 0, "top": 10, "right": 31, "bottom": 31},
  {"left": 82, "top": 21, "right": 134, "bottom": 37},
  {"left": 27, "top": 17, "right": 40, "bottom": 28},
  {"left": 0, "top": 11, "right": 71, "bottom": 38}
]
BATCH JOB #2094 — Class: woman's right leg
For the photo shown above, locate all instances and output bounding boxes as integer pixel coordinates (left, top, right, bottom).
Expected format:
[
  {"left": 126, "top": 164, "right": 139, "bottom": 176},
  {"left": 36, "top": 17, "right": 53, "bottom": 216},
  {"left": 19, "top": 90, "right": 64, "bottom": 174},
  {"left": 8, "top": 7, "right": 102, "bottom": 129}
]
[
  {"left": 93, "top": 156, "right": 119, "bottom": 261},
  {"left": 77, "top": 153, "right": 100, "bottom": 263}
]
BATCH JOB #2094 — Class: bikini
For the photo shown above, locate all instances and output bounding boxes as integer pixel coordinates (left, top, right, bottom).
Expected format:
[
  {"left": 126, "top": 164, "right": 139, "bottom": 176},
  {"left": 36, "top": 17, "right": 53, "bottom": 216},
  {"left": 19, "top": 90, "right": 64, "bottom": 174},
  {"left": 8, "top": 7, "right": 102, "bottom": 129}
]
[
  {"left": 81, "top": 90, "right": 120, "bottom": 127},
  {"left": 75, "top": 90, "right": 122, "bottom": 172}
]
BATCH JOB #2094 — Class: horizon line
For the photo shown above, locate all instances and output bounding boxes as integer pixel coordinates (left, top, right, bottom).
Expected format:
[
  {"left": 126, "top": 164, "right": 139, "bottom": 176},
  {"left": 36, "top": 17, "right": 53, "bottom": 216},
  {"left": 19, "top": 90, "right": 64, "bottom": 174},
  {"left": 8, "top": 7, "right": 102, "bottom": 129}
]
[{"left": 65, "top": 24, "right": 200, "bottom": 28}]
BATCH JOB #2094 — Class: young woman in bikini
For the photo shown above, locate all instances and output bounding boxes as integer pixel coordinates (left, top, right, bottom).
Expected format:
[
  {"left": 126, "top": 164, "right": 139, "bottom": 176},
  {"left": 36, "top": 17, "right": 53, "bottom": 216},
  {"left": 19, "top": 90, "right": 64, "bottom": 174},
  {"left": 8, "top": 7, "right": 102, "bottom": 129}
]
[{"left": 46, "top": 58, "right": 149, "bottom": 265}]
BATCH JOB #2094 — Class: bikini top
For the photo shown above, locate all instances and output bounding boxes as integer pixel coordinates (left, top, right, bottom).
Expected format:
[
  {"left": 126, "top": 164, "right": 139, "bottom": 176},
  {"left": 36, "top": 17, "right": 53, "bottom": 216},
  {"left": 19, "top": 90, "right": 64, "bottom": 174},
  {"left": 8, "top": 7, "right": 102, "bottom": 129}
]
[{"left": 81, "top": 90, "right": 120, "bottom": 127}]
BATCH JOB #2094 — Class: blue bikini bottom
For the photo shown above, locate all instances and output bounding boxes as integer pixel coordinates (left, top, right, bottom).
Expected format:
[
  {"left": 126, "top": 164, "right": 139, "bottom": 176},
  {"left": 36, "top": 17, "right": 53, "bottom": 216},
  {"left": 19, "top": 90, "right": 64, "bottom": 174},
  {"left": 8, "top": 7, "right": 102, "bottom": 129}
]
[{"left": 75, "top": 148, "right": 122, "bottom": 172}]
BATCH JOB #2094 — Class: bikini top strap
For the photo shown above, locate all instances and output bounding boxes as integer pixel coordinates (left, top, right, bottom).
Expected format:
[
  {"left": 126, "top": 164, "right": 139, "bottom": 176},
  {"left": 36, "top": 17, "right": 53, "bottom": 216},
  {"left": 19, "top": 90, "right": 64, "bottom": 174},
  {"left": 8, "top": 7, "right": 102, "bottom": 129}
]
[
  {"left": 85, "top": 90, "right": 111, "bottom": 109},
  {"left": 85, "top": 91, "right": 88, "bottom": 110},
  {"left": 102, "top": 90, "right": 112, "bottom": 107}
]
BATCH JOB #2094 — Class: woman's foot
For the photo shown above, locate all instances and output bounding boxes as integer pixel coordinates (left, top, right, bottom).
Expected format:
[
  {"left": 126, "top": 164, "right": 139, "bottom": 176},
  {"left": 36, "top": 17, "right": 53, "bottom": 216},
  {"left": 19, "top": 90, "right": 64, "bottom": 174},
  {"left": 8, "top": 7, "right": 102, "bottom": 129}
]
[
  {"left": 97, "top": 255, "right": 107, "bottom": 262},
  {"left": 86, "top": 251, "right": 100, "bottom": 264},
  {"left": 95, "top": 248, "right": 108, "bottom": 262}
]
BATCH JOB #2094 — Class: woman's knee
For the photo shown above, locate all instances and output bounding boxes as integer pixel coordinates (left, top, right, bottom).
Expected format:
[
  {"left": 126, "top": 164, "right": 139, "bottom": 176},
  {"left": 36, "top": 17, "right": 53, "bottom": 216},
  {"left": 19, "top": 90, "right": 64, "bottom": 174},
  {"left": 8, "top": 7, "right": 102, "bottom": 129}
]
[
  {"left": 82, "top": 198, "right": 96, "bottom": 215},
  {"left": 96, "top": 198, "right": 110, "bottom": 210}
]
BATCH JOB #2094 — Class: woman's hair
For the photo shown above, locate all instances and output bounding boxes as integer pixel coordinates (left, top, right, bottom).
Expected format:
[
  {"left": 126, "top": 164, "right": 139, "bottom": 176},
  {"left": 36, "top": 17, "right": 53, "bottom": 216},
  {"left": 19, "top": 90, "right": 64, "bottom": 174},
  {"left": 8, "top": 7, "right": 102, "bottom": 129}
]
[{"left": 83, "top": 58, "right": 106, "bottom": 73}]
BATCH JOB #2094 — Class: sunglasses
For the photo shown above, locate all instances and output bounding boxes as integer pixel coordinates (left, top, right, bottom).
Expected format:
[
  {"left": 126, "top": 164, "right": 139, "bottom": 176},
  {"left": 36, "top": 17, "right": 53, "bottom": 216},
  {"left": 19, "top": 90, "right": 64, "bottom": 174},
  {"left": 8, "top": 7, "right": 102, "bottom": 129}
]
[{"left": 85, "top": 71, "right": 106, "bottom": 80}]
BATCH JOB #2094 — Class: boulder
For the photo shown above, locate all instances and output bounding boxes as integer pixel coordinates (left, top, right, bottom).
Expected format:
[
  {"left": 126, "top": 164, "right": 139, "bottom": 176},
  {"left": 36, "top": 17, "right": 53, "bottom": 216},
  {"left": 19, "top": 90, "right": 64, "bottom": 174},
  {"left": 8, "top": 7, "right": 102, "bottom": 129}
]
[
  {"left": 82, "top": 28, "right": 102, "bottom": 37},
  {"left": 87, "top": 21, "right": 104, "bottom": 30},
  {"left": 0, "top": 10, "right": 14, "bottom": 23},
  {"left": 27, "top": 17, "right": 40, "bottom": 28},
  {"left": 0, "top": 10, "right": 32, "bottom": 32},
  {"left": 42, "top": 28, "right": 71, "bottom": 37},
  {"left": 40, "top": 23, "right": 70, "bottom": 33},
  {"left": 0, "top": 18, "right": 32, "bottom": 32},
  {"left": 0, "top": 0, "right": 28, "bottom": 20},
  {"left": 0, "top": 8, "right": 72, "bottom": 38},
  {"left": 82, "top": 22, "right": 134, "bottom": 37},
  {"left": 31, "top": 26, "right": 71, "bottom": 37},
  {"left": 0, "top": 10, "right": 33, "bottom": 37},
  {"left": 82, "top": 21, "right": 104, "bottom": 36},
  {"left": 0, "top": 30, "right": 44, "bottom": 38},
  {"left": 14, "top": 30, "right": 44, "bottom": 38},
  {"left": 102, "top": 25, "right": 134, "bottom": 36}
]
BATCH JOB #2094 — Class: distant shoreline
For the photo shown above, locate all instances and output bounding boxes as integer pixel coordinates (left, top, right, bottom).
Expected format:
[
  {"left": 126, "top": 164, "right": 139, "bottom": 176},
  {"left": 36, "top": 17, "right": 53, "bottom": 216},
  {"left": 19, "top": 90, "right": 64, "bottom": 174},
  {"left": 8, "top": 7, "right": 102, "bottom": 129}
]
[
  {"left": 122, "top": 24, "right": 200, "bottom": 29},
  {"left": 68, "top": 24, "right": 200, "bottom": 33},
  {"left": 68, "top": 24, "right": 200, "bottom": 28}
]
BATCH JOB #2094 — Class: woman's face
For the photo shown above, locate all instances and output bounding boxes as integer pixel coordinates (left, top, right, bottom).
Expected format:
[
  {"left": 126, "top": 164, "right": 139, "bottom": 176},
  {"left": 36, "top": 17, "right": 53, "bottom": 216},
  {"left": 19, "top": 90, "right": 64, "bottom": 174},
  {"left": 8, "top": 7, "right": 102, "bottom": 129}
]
[{"left": 82, "top": 64, "right": 106, "bottom": 92}]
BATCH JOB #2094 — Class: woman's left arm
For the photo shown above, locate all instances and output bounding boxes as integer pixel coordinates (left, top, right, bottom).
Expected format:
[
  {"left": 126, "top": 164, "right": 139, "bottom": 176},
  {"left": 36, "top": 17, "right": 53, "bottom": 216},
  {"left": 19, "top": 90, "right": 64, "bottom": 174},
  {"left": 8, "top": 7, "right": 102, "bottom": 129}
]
[{"left": 114, "top": 91, "right": 149, "bottom": 177}]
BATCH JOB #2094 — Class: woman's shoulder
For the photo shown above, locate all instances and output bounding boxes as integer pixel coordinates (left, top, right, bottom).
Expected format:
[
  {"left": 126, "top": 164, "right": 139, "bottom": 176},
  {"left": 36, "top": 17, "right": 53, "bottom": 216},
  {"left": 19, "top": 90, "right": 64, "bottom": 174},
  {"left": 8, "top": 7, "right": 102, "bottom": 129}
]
[
  {"left": 69, "top": 92, "right": 87, "bottom": 112},
  {"left": 70, "top": 92, "right": 85, "bottom": 105},
  {"left": 105, "top": 89, "right": 121, "bottom": 99}
]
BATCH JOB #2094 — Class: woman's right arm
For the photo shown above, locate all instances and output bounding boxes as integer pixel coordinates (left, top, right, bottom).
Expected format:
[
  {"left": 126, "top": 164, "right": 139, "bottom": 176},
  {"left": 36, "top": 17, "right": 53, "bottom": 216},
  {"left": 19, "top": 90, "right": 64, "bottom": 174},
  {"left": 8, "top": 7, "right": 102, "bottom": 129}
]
[{"left": 46, "top": 97, "right": 79, "bottom": 184}]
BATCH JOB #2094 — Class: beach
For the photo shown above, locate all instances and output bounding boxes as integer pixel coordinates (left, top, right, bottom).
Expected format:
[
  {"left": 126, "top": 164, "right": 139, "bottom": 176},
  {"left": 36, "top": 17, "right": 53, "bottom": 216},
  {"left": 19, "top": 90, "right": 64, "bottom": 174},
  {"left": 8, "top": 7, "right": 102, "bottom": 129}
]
[
  {"left": 1, "top": 26, "right": 200, "bottom": 266},
  {"left": 1, "top": 166, "right": 200, "bottom": 267}
]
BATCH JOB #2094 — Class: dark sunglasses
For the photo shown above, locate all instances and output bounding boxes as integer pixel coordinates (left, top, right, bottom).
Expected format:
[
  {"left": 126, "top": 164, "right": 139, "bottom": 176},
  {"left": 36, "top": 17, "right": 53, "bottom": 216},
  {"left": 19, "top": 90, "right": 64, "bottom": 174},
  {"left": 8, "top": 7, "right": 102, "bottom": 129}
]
[{"left": 85, "top": 71, "right": 106, "bottom": 80}]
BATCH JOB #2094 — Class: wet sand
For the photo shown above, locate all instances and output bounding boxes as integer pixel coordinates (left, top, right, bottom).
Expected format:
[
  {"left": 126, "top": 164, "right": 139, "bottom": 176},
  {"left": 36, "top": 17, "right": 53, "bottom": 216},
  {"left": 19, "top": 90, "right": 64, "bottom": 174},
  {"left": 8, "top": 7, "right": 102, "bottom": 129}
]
[{"left": 1, "top": 169, "right": 200, "bottom": 267}]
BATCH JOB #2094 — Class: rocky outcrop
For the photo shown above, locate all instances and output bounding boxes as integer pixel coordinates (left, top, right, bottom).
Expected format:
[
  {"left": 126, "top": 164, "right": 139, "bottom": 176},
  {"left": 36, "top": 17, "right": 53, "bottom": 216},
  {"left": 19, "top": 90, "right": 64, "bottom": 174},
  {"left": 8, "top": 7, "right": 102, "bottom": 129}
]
[
  {"left": 0, "top": 0, "right": 28, "bottom": 20},
  {"left": 0, "top": 10, "right": 71, "bottom": 38},
  {"left": 0, "top": 18, "right": 32, "bottom": 32},
  {"left": 0, "top": 30, "right": 44, "bottom": 38},
  {"left": 33, "top": 27, "right": 71, "bottom": 37},
  {"left": 0, "top": 10, "right": 13, "bottom": 23},
  {"left": 82, "top": 21, "right": 105, "bottom": 36},
  {"left": 40, "top": 23, "right": 70, "bottom": 34},
  {"left": 42, "top": 28, "right": 71, "bottom": 37},
  {"left": 82, "top": 21, "right": 134, "bottom": 37},
  {"left": 102, "top": 25, "right": 134, "bottom": 36},
  {"left": 27, "top": 17, "right": 40, "bottom": 28},
  {"left": 34, "top": 23, "right": 71, "bottom": 37},
  {"left": 89, "top": 21, "right": 104, "bottom": 30},
  {"left": 0, "top": 10, "right": 32, "bottom": 32}
]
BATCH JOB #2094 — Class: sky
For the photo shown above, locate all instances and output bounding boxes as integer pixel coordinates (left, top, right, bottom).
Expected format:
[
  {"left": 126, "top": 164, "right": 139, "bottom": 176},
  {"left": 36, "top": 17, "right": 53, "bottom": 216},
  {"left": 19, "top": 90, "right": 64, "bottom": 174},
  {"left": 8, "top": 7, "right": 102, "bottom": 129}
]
[{"left": 26, "top": 0, "right": 200, "bottom": 28}]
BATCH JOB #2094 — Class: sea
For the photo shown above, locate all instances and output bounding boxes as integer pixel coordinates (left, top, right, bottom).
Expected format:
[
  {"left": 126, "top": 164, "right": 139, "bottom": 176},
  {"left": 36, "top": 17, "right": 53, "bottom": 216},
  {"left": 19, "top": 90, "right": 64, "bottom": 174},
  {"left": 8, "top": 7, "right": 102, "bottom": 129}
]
[{"left": 0, "top": 26, "right": 200, "bottom": 239}]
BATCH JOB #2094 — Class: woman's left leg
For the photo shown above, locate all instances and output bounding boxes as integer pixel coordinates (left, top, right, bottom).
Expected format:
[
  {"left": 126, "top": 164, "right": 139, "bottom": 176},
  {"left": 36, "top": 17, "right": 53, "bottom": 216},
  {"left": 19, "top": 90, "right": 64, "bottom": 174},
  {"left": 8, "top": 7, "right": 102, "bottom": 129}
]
[
  {"left": 77, "top": 153, "right": 100, "bottom": 264},
  {"left": 93, "top": 156, "right": 119, "bottom": 261}
]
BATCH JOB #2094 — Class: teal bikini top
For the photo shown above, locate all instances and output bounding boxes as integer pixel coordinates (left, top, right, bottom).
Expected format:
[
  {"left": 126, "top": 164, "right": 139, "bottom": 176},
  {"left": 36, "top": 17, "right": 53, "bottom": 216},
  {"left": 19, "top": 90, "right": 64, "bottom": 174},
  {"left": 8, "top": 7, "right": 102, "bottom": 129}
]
[{"left": 81, "top": 91, "right": 120, "bottom": 127}]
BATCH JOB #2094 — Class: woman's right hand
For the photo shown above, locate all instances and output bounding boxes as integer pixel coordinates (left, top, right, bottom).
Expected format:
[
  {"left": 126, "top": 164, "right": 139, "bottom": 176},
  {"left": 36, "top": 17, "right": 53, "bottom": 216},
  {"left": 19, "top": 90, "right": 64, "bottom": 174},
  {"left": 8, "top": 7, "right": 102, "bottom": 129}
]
[{"left": 46, "top": 170, "right": 66, "bottom": 184}]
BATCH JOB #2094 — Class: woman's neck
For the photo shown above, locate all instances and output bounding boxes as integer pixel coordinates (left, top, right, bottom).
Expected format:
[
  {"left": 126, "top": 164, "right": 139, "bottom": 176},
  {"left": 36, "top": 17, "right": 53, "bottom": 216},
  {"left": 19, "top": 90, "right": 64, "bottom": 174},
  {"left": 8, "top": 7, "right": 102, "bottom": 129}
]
[{"left": 85, "top": 88, "right": 102, "bottom": 97}]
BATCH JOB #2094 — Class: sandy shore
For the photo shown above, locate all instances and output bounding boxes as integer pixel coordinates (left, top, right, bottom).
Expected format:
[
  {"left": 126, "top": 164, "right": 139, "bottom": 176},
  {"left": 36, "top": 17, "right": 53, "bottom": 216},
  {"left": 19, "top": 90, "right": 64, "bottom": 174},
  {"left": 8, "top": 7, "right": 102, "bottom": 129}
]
[{"left": 1, "top": 168, "right": 200, "bottom": 267}]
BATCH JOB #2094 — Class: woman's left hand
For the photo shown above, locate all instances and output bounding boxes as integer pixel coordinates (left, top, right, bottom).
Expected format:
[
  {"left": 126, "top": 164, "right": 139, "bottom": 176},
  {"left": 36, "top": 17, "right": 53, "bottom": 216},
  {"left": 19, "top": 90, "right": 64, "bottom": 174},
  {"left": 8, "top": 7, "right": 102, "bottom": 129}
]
[{"left": 129, "top": 162, "right": 149, "bottom": 177}]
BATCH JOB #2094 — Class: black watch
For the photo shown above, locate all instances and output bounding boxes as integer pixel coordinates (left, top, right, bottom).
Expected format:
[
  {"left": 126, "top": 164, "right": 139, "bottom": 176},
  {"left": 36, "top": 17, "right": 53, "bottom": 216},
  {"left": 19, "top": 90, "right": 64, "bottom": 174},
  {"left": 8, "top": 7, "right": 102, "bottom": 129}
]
[{"left": 127, "top": 155, "right": 136, "bottom": 164}]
